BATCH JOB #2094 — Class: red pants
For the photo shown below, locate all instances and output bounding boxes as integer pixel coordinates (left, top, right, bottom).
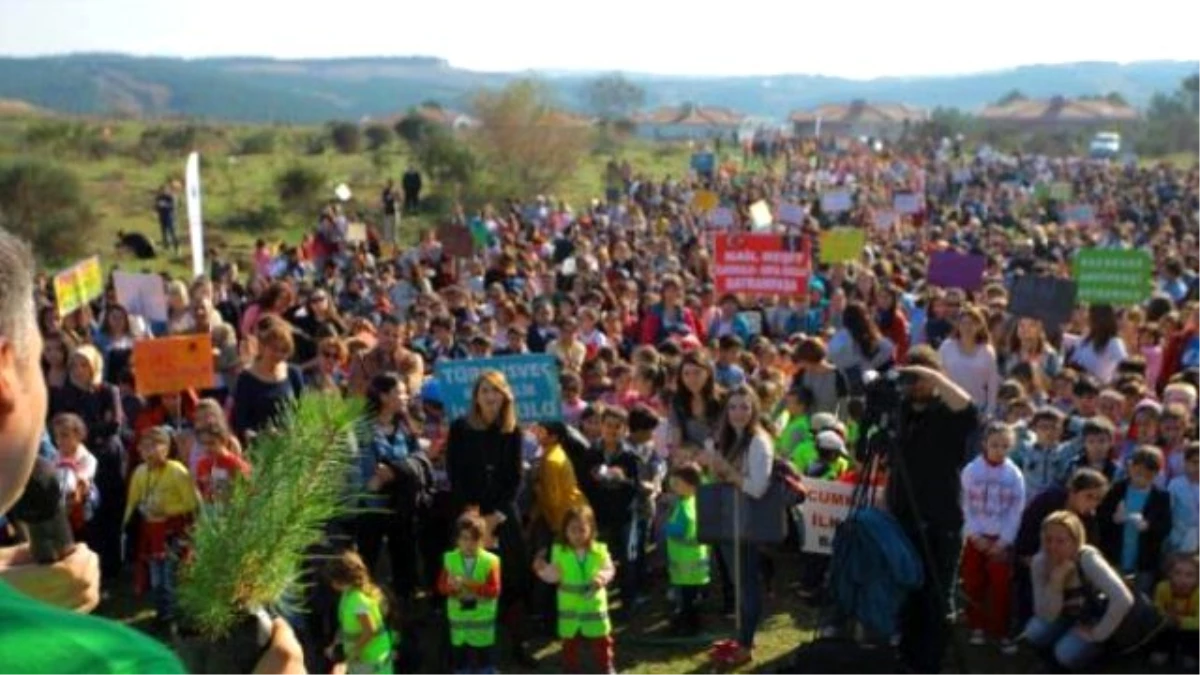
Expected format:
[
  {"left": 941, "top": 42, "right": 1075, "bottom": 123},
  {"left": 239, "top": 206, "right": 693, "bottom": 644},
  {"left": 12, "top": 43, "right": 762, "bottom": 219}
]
[
  {"left": 562, "top": 634, "right": 614, "bottom": 674},
  {"left": 960, "top": 536, "right": 1012, "bottom": 638}
]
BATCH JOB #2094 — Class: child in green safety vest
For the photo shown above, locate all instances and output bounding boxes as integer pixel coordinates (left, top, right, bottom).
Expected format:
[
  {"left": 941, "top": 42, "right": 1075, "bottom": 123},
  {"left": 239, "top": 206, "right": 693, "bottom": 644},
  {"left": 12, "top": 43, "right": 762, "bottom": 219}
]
[
  {"left": 326, "top": 550, "right": 395, "bottom": 675},
  {"left": 438, "top": 509, "right": 502, "bottom": 674},
  {"left": 776, "top": 385, "right": 815, "bottom": 465},
  {"left": 665, "top": 462, "right": 709, "bottom": 637},
  {"left": 533, "top": 504, "right": 617, "bottom": 674}
]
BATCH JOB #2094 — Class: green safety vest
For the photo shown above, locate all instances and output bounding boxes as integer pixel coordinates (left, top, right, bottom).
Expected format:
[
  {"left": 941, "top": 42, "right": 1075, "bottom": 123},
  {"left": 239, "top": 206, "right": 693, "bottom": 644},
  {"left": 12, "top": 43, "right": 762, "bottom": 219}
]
[
  {"left": 443, "top": 549, "right": 500, "bottom": 647},
  {"left": 666, "top": 495, "right": 710, "bottom": 586},
  {"left": 337, "top": 588, "right": 393, "bottom": 669},
  {"left": 776, "top": 415, "right": 811, "bottom": 460},
  {"left": 551, "top": 542, "right": 612, "bottom": 639}
]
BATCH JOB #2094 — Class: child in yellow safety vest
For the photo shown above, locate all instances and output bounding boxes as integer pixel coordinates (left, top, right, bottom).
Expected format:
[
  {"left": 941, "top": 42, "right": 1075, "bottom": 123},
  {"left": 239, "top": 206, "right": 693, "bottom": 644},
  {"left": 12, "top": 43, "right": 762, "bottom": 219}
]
[
  {"left": 533, "top": 504, "right": 617, "bottom": 674},
  {"left": 326, "top": 550, "right": 395, "bottom": 675},
  {"left": 665, "top": 463, "right": 709, "bottom": 637},
  {"left": 438, "top": 509, "right": 502, "bottom": 674}
]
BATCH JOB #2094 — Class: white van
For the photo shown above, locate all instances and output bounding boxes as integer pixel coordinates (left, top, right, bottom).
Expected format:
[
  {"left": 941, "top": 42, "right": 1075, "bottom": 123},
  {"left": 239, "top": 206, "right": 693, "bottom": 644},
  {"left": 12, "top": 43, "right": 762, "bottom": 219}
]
[{"left": 1089, "top": 131, "right": 1121, "bottom": 158}]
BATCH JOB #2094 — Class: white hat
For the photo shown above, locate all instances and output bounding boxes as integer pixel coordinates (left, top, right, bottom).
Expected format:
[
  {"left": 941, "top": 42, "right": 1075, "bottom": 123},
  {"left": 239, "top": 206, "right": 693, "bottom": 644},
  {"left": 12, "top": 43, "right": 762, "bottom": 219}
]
[
  {"left": 811, "top": 412, "right": 838, "bottom": 433},
  {"left": 816, "top": 430, "right": 849, "bottom": 457}
]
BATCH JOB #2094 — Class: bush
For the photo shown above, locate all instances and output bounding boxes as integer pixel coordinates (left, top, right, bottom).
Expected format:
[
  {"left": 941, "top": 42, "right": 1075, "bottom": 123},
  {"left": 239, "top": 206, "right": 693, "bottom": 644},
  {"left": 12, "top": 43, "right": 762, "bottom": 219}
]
[
  {"left": 276, "top": 164, "right": 326, "bottom": 211},
  {"left": 303, "top": 133, "right": 327, "bottom": 156},
  {"left": 238, "top": 129, "right": 277, "bottom": 155},
  {"left": 394, "top": 113, "right": 436, "bottom": 145},
  {"left": 223, "top": 203, "right": 285, "bottom": 233},
  {"left": 364, "top": 124, "right": 393, "bottom": 151},
  {"left": 327, "top": 121, "right": 361, "bottom": 154},
  {"left": 0, "top": 158, "right": 99, "bottom": 261}
]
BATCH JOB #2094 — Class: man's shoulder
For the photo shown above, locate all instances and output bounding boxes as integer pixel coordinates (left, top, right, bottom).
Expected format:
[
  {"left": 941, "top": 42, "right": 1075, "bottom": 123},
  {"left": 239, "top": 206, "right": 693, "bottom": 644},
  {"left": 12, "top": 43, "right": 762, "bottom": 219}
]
[{"left": 0, "top": 583, "right": 185, "bottom": 673}]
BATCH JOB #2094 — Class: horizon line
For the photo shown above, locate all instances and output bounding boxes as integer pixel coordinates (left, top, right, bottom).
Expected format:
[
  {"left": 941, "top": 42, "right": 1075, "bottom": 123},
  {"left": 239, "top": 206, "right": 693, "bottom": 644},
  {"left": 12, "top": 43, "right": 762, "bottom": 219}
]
[{"left": 0, "top": 51, "right": 1195, "bottom": 82}]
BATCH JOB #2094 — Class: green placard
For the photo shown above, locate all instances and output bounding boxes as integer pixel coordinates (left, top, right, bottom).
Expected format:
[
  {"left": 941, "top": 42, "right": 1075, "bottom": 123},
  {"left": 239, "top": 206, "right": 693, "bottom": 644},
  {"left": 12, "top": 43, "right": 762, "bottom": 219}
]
[
  {"left": 1073, "top": 249, "right": 1153, "bottom": 306},
  {"left": 1050, "top": 181, "right": 1072, "bottom": 201}
]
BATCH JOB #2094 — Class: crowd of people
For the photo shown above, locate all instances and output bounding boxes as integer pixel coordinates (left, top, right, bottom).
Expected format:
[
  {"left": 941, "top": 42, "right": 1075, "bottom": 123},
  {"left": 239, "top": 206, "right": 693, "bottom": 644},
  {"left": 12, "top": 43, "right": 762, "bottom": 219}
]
[{"left": 3, "top": 134, "right": 1199, "bottom": 674}]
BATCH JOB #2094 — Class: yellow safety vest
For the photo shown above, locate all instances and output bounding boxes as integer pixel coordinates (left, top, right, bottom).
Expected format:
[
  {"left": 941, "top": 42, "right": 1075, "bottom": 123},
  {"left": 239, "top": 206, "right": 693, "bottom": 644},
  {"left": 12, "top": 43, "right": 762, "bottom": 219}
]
[
  {"left": 443, "top": 549, "right": 500, "bottom": 647},
  {"left": 666, "top": 495, "right": 710, "bottom": 586},
  {"left": 551, "top": 542, "right": 611, "bottom": 639}
]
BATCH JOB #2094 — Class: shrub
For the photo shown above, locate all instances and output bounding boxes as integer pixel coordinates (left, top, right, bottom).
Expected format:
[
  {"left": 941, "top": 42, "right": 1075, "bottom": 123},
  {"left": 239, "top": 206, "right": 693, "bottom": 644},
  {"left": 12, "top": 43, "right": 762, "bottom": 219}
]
[
  {"left": 394, "top": 113, "right": 436, "bottom": 146},
  {"left": 0, "top": 158, "right": 99, "bottom": 261},
  {"left": 238, "top": 129, "right": 277, "bottom": 155},
  {"left": 327, "top": 121, "right": 361, "bottom": 154},
  {"left": 223, "top": 203, "right": 285, "bottom": 233},
  {"left": 276, "top": 164, "right": 326, "bottom": 211},
  {"left": 303, "top": 133, "right": 327, "bottom": 156},
  {"left": 364, "top": 124, "right": 393, "bottom": 151}
]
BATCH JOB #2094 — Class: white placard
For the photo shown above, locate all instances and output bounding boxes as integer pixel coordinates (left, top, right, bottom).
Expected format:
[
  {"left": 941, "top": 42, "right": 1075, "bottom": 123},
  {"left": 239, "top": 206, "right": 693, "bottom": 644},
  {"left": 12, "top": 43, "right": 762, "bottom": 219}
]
[
  {"left": 334, "top": 183, "right": 352, "bottom": 202},
  {"left": 873, "top": 210, "right": 898, "bottom": 231},
  {"left": 777, "top": 203, "right": 806, "bottom": 226},
  {"left": 798, "top": 478, "right": 856, "bottom": 554},
  {"left": 346, "top": 222, "right": 367, "bottom": 243},
  {"left": 113, "top": 271, "right": 168, "bottom": 323},
  {"left": 893, "top": 192, "right": 922, "bottom": 214},
  {"left": 820, "top": 190, "right": 852, "bottom": 213},
  {"left": 709, "top": 207, "right": 735, "bottom": 229}
]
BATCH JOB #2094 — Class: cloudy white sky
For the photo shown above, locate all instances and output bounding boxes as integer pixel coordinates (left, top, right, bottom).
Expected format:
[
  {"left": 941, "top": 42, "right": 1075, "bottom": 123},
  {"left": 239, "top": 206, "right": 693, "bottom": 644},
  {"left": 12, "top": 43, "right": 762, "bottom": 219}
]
[{"left": 1, "top": 0, "right": 1196, "bottom": 78}]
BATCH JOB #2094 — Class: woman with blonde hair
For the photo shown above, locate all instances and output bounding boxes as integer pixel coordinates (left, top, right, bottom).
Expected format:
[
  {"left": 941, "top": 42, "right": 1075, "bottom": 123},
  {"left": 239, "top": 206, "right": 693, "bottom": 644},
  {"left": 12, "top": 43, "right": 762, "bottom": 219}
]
[
  {"left": 164, "top": 279, "right": 194, "bottom": 335},
  {"left": 1024, "top": 510, "right": 1133, "bottom": 670},
  {"left": 445, "top": 370, "right": 534, "bottom": 666}
]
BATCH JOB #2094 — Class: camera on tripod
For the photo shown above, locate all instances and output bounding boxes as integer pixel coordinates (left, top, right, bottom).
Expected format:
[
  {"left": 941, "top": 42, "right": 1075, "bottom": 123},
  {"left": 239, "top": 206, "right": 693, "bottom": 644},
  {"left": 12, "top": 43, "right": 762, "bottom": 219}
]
[{"left": 854, "top": 369, "right": 918, "bottom": 463}]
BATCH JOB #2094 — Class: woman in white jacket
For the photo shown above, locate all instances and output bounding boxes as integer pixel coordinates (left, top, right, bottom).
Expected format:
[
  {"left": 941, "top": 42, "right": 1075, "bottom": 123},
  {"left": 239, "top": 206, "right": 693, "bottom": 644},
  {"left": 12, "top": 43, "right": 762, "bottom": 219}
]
[{"left": 1025, "top": 510, "right": 1133, "bottom": 670}]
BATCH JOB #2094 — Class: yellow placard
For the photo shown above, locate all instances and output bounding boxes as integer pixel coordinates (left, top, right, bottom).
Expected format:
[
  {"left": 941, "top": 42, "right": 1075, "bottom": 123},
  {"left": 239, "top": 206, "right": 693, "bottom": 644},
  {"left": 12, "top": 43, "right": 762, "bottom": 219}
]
[
  {"left": 819, "top": 228, "right": 866, "bottom": 264},
  {"left": 53, "top": 256, "right": 103, "bottom": 315},
  {"left": 692, "top": 190, "right": 719, "bottom": 213},
  {"left": 132, "top": 335, "right": 216, "bottom": 397}
]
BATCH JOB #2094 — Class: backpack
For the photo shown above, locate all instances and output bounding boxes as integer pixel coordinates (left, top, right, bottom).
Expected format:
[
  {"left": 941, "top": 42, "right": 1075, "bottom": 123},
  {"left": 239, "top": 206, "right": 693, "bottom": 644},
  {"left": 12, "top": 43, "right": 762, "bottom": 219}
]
[{"left": 391, "top": 451, "right": 435, "bottom": 515}]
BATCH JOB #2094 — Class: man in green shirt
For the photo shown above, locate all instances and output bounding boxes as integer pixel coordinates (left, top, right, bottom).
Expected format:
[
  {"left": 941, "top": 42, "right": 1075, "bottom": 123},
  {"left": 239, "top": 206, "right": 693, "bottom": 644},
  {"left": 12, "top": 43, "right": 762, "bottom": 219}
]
[{"left": 0, "top": 228, "right": 302, "bottom": 674}]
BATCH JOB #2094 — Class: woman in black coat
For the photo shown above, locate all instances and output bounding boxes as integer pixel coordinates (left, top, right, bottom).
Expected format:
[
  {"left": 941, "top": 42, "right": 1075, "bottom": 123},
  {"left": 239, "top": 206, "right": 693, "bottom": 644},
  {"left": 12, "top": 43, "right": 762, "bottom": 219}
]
[
  {"left": 445, "top": 370, "right": 534, "bottom": 666},
  {"left": 49, "top": 344, "right": 126, "bottom": 580}
]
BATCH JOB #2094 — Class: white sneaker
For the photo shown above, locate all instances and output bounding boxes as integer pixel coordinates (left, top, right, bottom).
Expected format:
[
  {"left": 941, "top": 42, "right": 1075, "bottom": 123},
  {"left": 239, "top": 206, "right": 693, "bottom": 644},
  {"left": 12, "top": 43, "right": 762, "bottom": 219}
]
[
  {"left": 969, "top": 629, "right": 986, "bottom": 646},
  {"left": 999, "top": 639, "right": 1019, "bottom": 656}
]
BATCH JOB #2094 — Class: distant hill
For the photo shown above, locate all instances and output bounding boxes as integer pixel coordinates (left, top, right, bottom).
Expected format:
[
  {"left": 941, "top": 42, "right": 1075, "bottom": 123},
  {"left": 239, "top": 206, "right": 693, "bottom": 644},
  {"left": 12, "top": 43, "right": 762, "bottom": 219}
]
[{"left": 0, "top": 53, "right": 1193, "bottom": 123}]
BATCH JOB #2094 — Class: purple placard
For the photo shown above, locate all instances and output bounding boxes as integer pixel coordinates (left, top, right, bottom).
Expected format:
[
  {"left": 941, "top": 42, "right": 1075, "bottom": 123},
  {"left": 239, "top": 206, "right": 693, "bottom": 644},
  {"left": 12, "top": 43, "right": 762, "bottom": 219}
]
[{"left": 927, "top": 251, "right": 986, "bottom": 291}]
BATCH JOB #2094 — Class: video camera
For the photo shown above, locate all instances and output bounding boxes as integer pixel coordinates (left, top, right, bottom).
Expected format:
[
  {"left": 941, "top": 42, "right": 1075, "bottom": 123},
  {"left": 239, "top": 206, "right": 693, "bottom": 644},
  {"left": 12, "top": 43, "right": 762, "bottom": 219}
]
[{"left": 854, "top": 369, "right": 918, "bottom": 463}]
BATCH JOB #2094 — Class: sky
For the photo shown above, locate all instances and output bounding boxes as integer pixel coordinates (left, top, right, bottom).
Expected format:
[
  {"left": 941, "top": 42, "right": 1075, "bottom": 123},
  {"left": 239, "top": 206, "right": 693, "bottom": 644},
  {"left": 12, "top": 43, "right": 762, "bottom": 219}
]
[{"left": 0, "top": 0, "right": 1197, "bottom": 79}]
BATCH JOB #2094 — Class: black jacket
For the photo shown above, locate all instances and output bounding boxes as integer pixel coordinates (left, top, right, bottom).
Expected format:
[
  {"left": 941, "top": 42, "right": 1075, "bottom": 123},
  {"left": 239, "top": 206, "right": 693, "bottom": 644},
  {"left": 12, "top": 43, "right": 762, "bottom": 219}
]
[
  {"left": 1096, "top": 480, "right": 1172, "bottom": 575},
  {"left": 445, "top": 417, "right": 523, "bottom": 519},
  {"left": 585, "top": 441, "right": 642, "bottom": 529}
]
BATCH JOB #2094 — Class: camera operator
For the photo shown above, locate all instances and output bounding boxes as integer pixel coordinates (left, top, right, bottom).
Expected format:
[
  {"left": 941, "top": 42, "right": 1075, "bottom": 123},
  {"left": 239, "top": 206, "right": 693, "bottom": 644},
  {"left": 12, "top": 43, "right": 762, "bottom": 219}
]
[
  {"left": 0, "top": 228, "right": 303, "bottom": 673},
  {"left": 889, "top": 346, "right": 978, "bottom": 674}
]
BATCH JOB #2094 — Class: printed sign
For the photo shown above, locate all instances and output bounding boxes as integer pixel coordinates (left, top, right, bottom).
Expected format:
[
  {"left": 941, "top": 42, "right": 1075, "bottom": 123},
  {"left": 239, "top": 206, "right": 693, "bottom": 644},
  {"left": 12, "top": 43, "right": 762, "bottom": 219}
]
[
  {"left": 713, "top": 234, "right": 811, "bottom": 297},
  {"left": 952, "top": 168, "right": 972, "bottom": 184},
  {"left": 436, "top": 354, "right": 563, "bottom": 423},
  {"left": 690, "top": 152, "right": 716, "bottom": 176},
  {"left": 927, "top": 251, "right": 986, "bottom": 291},
  {"left": 893, "top": 192, "right": 922, "bottom": 215},
  {"left": 437, "top": 223, "right": 474, "bottom": 258},
  {"left": 1073, "top": 249, "right": 1153, "bottom": 306},
  {"left": 777, "top": 203, "right": 806, "bottom": 227},
  {"left": 53, "top": 256, "right": 104, "bottom": 315},
  {"left": 1050, "top": 181, "right": 1073, "bottom": 201},
  {"left": 749, "top": 200, "right": 773, "bottom": 230},
  {"left": 345, "top": 222, "right": 367, "bottom": 243},
  {"left": 819, "top": 228, "right": 866, "bottom": 264},
  {"left": 798, "top": 478, "right": 856, "bottom": 554},
  {"left": 873, "top": 210, "right": 898, "bottom": 230},
  {"left": 708, "top": 207, "right": 735, "bottom": 229},
  {"left": 1065, "top": 204, "right": 1096, "bottom": 226},
  {"left": 820, "top": 190, "right": 852, "bottom": 213},
  {"left": 113, "top": 271, "right": 168, "bottom": 323},
  {"left": 692, "top": 190, "right": 719, "bottom": 213},
  {"left": 132, "top": 335, "right": 216, "bottom": 397},
  {"left": 1008, "top": 275, "right": 1078, "bottom": 328}
]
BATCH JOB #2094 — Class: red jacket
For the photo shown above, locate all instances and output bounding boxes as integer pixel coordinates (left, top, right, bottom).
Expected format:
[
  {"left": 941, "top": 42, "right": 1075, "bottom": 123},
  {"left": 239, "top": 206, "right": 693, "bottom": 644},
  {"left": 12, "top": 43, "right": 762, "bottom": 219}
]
[
  {"left": 1158, "top": 327, "right": 1197, "bottom": 392},
  {"left": 638, "top": 304, "right": 704, "bottom": 346}
]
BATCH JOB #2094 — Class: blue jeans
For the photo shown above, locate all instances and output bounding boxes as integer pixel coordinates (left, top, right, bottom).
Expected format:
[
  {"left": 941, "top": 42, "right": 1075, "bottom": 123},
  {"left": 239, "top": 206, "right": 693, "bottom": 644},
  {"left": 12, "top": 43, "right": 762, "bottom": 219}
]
[
  {"left": 1024, "top": 617, "right": 1103, "bottom": 671},
  {"left": 719, "top": 542, "right": 762, "bottom": 648},
  {"left": 148, "top": 557, "right": 177, "bottom": 621}
]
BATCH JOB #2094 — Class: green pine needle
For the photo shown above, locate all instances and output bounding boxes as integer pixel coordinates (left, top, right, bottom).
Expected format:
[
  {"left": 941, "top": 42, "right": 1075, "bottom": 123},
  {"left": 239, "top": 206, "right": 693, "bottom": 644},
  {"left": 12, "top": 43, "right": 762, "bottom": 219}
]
[{"left": 177, "top": 392, "right": 366, "bottom": 639}]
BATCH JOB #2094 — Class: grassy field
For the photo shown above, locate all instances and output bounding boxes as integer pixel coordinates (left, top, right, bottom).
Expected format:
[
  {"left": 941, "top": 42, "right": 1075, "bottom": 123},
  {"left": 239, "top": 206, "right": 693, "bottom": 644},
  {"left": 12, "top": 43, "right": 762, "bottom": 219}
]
[{"left": 0, "top": 114, "right": 701, "bottom": 278}]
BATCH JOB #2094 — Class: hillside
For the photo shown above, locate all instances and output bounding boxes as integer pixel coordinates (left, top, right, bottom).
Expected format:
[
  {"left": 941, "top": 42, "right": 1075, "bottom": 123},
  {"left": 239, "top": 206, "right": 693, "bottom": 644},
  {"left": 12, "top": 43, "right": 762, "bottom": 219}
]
[{"left": 0, "top": 53, "right": 1193, "bottom": 122}]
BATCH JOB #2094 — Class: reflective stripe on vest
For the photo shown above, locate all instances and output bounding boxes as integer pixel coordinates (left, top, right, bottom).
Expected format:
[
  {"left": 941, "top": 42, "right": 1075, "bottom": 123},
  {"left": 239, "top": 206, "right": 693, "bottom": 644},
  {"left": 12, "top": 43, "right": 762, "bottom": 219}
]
[
  {"left": 443, "top": 549, "right": 499, "bottom": 647},
  {"left": 552, "top": 543, "right": 612, "bottom": 639}
]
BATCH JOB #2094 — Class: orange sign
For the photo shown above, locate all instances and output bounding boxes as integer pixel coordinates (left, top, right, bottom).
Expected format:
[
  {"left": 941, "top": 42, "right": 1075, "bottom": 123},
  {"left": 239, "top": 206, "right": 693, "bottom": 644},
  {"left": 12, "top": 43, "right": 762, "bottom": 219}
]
[{"left": 132, "top": 335, "right": 215, "bottom": 396}]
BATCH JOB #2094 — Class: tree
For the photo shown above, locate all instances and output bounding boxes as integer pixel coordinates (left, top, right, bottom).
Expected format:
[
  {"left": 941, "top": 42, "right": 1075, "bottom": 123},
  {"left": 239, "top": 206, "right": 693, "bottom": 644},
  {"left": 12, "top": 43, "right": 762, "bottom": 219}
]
[
  {"left": 471, "top": 79, "right": 592, "bottom": 197},
  {"left": 0, "top": 158, "right": 98, "bottom": 261},
  {"left": 584, "top": 73, "right": 646, "bottom": 121},
  {"left": 1135, "top": 75, "right": 1200, "bottom": 156},
  {"left": 994, "top": 89, "right": 1027, "bottom": 106},
  {"left": 327, "top": 121, "right": 361, "bottom": 154},
  {"left": 394, "top": 112, "right": 437, "bottom": 146},
  {"left": 276, "top": 164, "right": 326, "bottom": 211},
  {"left": 364, "top": 124, "right": 393, "bottom": 151},
  {"left": 1104, "top": 92, "right": 1128, "bottom": 106},
  {"left": 413, "top": 128, "right": 477, "bottom": 191}
]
